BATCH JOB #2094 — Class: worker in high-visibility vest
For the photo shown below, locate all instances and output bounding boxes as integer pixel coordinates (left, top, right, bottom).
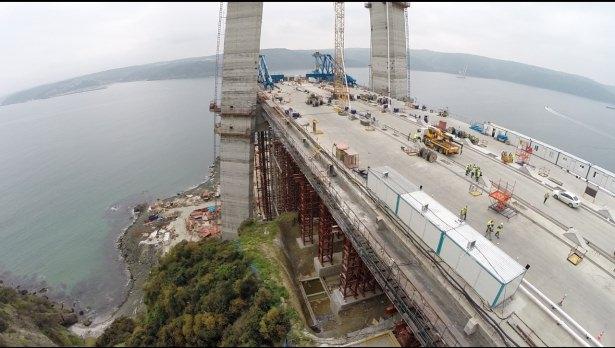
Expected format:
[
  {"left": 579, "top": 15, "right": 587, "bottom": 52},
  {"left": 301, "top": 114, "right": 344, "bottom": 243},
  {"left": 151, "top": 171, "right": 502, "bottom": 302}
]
[
  {"left": 460, "top": 206, "right": 468, "bottom": 221},
  {"left": 485, "top": 219, "right": 494, "bottom": 240},
  {"left": 495, "top": 222, "right": 504, "bottom": 239},
  {"left": 476, "top": 168, "right": 482, "bottom": 182},
  {"left": 465, "top": 164, "right": 471, "bottom": 176}
]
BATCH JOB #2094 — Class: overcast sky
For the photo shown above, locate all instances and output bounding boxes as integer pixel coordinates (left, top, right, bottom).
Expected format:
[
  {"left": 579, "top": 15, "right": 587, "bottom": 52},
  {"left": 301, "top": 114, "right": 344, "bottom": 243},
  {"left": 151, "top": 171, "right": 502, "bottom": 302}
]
[{"left": 1, "top": 2, "right": 614, "bottom": 96}]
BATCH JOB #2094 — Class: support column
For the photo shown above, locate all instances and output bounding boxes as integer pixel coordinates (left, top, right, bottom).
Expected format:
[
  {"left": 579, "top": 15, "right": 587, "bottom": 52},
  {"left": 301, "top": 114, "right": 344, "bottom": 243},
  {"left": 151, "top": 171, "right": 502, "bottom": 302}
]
[
  {"left": 340, "top": 237, "right": 362, "bottom": 299},
  {"left": 367, "top": 2, "right": 408, "bottom": 100},
  {"left": 297, "top": 174, "right": 316, "bottom": 245},
  {"left": 219, "top": 2, "right": 264, "bottom": 240},
  {"left": 318, "top": 201, "right": 334, "bottom": 265},
  {"left": 330, "top": 236, "right": 381, "bottom": 315},
  {"left": 254, "top": 130, "right": 273, "bottom": 221}
]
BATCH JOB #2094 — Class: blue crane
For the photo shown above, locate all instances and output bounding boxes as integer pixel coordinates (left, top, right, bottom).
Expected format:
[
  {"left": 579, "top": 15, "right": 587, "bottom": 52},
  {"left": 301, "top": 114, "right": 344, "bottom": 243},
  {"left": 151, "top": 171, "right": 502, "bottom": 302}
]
[
  {"left": 258, "top": 54, "right": 284, "bottom": 90},
  {"left": 305, "top": 51, "right": 356, "bottom": 86}
]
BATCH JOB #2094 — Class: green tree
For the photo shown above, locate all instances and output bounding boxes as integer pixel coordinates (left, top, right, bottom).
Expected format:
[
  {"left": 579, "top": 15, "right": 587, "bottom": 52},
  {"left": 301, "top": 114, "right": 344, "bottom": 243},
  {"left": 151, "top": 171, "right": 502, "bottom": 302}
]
[
  {"left": 95, "top": 316, "right": 135, "bottom": 347},
  {"left": 259, "top": 307, "right": 291, "bottom": 344}
]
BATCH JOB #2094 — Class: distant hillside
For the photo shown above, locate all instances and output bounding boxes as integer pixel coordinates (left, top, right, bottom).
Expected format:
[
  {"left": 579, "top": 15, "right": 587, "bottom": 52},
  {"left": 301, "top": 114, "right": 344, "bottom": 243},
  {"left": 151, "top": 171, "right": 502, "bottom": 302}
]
[{"left": 3, "top": 48, "right": 615, "bottom": 106}]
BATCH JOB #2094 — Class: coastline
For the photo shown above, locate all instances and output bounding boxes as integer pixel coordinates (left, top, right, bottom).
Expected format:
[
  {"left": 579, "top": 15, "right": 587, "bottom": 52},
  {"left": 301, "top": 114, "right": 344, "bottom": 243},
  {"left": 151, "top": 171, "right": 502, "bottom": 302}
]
[{"left": 70, "top": 157, "right": 220, "bottom": 338}]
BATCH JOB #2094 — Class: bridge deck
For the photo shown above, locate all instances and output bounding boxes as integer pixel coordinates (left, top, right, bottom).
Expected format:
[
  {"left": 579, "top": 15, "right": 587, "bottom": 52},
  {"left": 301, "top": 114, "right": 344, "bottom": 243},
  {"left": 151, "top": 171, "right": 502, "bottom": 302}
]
[{"left": 261, "top": 81, "right": 614, "bottom": 347}]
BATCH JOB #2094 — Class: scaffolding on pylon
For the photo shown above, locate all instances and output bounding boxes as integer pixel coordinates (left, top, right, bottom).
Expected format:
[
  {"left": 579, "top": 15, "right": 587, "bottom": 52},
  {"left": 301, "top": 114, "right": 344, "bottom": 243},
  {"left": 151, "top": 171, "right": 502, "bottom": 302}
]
[
  {"left": 488, "top": 179, "right": 517, "bottom": 219},
  {"left": 210, "top": 2, "right": 226, "bottom": 161},
  {"left": 404, "top": 3, "right": 411, "bottom": 102},
  {"left": 212, "top": 2, "right": 226, "bottom": 112}
]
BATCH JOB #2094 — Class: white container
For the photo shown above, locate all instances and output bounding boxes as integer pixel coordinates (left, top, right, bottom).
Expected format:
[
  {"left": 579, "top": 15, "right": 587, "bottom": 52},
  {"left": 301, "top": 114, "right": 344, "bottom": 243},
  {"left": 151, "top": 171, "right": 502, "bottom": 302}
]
[
  {"left": 587, "top": 165, "right": 615, "bottom": 193},
  {"left": 528, "top": 139, "right": 559, "bottom": 165},
  {"left": 556, "top": 151, "right": 591, "bottom": 178},
  {"left": 367, "top": 166, "right": 418, "bottom": 214},
  {"left": 367, "top": 166, "right": 526, "bottom": 307},
  {"left": 440, "top": 224, "right": 526, "bottom": 306}
]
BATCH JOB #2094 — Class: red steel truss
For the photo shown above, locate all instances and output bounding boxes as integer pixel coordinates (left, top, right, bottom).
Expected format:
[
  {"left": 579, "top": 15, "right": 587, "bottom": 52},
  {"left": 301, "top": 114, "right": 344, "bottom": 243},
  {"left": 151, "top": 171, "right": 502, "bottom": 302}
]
[
  {"left": 340, "top": 236, "right": 377, "bottom": 299},
  {"left": 254, "top": 130, "right": 273, "bottom": 220},
  {"left": 297, "top": 173, "right": 317, "bottom": 245},
  {"left": 318, "top": 200, "right": 334, "bottom": 265}
]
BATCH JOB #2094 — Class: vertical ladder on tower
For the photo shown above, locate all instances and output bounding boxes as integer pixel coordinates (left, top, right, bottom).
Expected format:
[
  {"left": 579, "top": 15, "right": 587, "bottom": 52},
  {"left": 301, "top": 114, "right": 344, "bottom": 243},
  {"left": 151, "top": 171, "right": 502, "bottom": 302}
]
[
  {"left": 213, "top": 2, "right": 226, "bottom": 110},
  {"left": 210, "top": 2, "right": 226, "bottom": 161},
  {"left": 405, "top": 3, "right": 411, "bottom": 102},
  {"left": 333, "top": 2, "right": 351, "bottom": 111}
]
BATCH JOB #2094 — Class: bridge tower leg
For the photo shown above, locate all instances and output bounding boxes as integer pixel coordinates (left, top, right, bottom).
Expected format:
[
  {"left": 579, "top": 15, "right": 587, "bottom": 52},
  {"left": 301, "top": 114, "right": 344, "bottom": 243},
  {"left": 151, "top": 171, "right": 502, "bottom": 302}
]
[
  {"left": 367, "top": 2, "right": 409, "bottom": 100},
  {"left": 219, "top": 2, "right": 264, "bottom": 240}
]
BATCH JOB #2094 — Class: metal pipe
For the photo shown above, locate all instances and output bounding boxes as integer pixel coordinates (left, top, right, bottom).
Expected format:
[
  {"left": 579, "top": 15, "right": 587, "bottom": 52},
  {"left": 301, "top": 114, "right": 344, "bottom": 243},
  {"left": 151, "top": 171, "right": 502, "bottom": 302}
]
[
  {"left": 405, "top": 5, "right": 410, "bottom": 101},
  {"left": 385, "top": 2, "right": 391, "bottom": 100},
  {"left": 519, "top": 285, "right": 590, "bottom": 347},
  {"left": 522, "top": 280, "right": 603, "bottom": 347}
]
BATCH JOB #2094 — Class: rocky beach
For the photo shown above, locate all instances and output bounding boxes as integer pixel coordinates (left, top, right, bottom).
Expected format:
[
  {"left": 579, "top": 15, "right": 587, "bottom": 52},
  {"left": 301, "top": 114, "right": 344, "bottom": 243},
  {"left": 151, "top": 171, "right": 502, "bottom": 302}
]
[{"left": 70, "top": 158, "right": 220, "bottom": 338}]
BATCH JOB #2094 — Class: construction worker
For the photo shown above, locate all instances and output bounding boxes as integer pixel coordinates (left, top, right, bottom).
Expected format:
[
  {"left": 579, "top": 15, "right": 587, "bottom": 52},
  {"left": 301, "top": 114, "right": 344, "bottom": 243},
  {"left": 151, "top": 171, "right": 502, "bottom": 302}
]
[
  {"left": 485, "top": 219, "right": 494, "bottom": 240},
  {"left": 460, "top": 206, "right": 468, "bottom": 221},
  {"left": 470, "top": 164, "right": 476, "bottom": 179},
  {"left": 495, "top": 222, "right": 503, "bottom": 239},
  {"left": 476, "top": 168, "right": 482, "bottom": 183},
  {"left": 465, "top": 164, "right": 471, "bottom": 176},
  {"left": 543, "top": 191, "right": 550, "bottom": 204},
  {"left": 557, "top": 293, "right": 567, "bottom": 307}
]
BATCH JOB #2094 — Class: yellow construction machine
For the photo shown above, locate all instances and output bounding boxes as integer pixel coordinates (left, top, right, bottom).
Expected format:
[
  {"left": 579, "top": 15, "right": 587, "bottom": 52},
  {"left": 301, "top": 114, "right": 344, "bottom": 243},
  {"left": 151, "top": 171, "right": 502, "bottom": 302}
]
[
  {"left": 422, "top": 126, "right": 462, "bottom": 155},
  {"left": 501, "top": 151, "right": 514, "bottom": 164}
]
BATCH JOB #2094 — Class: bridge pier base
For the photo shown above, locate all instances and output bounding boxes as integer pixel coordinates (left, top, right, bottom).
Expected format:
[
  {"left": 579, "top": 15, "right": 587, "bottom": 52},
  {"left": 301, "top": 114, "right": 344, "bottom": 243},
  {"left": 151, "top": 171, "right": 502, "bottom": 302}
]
[
  {"left": 330, "top": 236, "right": 381, "bottom": 315},
  {"left": 313, "top": 251, "right": 342, "bottom": 277}
]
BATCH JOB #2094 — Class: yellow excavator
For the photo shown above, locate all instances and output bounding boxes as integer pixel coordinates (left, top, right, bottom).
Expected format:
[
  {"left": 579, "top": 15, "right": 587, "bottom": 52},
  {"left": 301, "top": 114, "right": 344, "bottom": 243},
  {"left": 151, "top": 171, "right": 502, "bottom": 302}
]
[{"left": 422, "top": 126, "right": 462, "bottom": 156}]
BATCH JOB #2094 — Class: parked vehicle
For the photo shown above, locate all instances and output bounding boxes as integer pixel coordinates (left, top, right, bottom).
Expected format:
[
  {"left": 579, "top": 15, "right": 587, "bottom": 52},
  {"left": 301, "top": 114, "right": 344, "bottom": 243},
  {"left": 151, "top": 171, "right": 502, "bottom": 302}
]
[{"left": 553, "top": 190, "right": 580, "bottom": 208}]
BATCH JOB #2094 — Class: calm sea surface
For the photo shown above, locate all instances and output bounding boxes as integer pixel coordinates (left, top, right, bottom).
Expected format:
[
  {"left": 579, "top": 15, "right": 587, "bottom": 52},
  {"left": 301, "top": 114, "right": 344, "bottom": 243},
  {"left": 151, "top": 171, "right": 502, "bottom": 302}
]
[
  {"left": 1, "top": 70, "right": 613, "bottom": 315},
  {"left": 0, "top": 79, "right": 215, "bottom": 315}
]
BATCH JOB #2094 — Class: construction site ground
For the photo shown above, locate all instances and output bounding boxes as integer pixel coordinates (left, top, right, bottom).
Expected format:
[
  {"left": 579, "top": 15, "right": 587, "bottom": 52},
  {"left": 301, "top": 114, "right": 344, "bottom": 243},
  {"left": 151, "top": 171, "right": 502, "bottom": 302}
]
[
  {"left": 269, "top": 81, "right": 615, "bottom": 346},
  {"left": 276, "top": 213, "right": 401, "bottom": 342}
]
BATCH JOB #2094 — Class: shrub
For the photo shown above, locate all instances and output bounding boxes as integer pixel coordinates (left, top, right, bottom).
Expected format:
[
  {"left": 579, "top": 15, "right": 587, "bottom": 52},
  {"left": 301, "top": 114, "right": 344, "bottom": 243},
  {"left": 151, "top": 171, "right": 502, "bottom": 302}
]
[{"left": 95, "top": 316, "right": 135, "bottom": 347}]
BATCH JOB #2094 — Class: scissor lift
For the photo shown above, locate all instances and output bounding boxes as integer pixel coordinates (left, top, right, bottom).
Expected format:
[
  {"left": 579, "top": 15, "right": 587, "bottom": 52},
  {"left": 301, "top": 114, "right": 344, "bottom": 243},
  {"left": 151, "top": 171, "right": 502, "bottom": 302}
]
[{"left": 489, "top": 179, "right": 517, "bottom": 219}]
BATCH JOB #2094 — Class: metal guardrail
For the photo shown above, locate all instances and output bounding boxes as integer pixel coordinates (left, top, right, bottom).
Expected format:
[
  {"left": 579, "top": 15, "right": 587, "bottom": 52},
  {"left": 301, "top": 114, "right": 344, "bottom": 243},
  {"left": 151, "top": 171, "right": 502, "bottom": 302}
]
[{"left": 261, "top": 100, "right": 463, "bottom": 346}]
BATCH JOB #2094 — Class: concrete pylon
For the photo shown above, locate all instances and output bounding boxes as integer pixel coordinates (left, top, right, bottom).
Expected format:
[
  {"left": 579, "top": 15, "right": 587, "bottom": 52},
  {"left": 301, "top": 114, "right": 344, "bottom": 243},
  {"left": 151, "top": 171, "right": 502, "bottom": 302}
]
[
  {"left": 367, "top": 2, "right": 408, "bottom": 100},
  {"left": 219, "top": 2, "right": 263, "bottom": 240}
]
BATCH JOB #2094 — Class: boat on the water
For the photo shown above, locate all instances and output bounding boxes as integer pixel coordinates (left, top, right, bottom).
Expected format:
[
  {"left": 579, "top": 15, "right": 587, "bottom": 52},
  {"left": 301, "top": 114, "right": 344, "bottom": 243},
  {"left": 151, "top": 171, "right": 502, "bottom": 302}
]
[
  {"left": 607, "top": 105, "right": 615, "bottom": 110},
  {"left": 457, "top": 65, "right": 468, "bottom": 79}
]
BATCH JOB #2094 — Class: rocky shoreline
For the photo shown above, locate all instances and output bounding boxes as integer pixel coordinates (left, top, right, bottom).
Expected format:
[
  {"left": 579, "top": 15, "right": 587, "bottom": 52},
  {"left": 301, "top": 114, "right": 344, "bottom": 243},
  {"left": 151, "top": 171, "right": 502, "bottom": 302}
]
[{"left": 70, "top": 158, "right": 220, "bottom": 338}]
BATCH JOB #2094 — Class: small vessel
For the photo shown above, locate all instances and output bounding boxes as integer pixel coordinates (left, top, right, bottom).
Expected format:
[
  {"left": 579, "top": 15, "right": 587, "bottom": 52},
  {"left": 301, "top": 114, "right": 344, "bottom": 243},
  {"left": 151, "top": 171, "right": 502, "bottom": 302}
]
[
  {"left": 607, "top": 105, "right": 615, "bottom": 110},
  {"left": 457, "top": 65, "right": 468, "bottom": 78}
]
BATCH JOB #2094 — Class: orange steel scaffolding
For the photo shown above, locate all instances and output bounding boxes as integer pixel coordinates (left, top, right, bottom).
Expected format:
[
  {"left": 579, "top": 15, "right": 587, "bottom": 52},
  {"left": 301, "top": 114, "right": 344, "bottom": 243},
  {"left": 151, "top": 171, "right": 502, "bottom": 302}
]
[{"left": 489, "top": 179, "right": 517, "bottom": 218}]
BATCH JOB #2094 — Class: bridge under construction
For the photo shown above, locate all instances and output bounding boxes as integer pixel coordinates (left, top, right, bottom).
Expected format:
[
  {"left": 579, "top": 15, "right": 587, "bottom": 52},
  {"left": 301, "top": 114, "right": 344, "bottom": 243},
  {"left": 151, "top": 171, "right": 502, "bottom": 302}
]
[{"left": 213, "top": 2, "right": 614, "bottom": 346}]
